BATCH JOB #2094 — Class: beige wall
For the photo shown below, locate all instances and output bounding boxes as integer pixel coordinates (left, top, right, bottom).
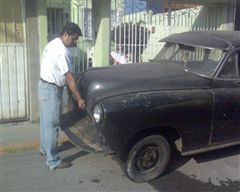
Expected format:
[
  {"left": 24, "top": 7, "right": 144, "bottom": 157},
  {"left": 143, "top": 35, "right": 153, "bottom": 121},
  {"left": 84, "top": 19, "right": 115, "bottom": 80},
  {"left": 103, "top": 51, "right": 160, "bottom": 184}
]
[{"left": 0, "top": 0, "right": 24, "bottom": 43}]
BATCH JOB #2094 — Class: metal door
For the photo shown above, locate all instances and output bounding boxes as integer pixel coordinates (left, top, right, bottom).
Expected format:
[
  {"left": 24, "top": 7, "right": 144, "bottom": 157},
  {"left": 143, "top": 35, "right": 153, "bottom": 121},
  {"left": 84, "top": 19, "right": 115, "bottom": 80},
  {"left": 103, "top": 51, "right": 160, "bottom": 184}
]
[{"left": 0, "top": 0, "right": 28, "bottom": 122}]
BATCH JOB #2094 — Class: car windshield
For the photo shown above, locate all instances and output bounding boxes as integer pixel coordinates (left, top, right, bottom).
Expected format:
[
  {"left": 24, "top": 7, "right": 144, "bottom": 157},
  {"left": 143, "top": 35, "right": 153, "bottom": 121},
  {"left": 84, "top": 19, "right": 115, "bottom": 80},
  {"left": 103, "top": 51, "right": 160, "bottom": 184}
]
[{"left": 153, "top": 42, "right": 225, "bottom": 76}]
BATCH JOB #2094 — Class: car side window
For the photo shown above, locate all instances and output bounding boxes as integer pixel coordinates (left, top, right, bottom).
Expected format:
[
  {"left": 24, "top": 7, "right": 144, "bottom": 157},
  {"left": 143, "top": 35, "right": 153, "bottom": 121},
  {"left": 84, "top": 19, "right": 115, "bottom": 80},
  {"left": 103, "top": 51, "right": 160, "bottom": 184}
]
[{"left": 218, "top": 51, "right": 240, "bottom": 79}]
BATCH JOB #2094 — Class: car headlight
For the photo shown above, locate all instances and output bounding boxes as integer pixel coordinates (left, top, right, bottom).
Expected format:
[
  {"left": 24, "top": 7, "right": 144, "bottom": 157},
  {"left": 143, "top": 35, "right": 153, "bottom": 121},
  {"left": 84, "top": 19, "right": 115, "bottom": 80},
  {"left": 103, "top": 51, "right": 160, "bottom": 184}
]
[{"left": 93, "top": 103, "right": 104, "bottom": 123}]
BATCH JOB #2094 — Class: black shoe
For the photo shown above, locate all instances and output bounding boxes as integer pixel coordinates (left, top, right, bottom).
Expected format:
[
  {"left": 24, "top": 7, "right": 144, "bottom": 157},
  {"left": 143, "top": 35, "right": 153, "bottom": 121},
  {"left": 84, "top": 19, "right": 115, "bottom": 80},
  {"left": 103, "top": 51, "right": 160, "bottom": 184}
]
[
  {"left": 39, "top": 151, "right": 46, "bottom": 156},
  {"left": 49, "top": 161, "right": 72, "bottom": 170}
]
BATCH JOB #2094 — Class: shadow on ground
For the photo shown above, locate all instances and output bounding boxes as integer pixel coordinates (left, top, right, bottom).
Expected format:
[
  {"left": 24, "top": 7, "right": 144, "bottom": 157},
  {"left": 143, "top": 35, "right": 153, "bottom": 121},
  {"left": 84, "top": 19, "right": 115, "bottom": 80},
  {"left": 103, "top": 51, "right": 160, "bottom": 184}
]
[
  {"left": 62, "top": 150, "right": 89, "bottom": 164},
  {"left": 149, "top": 145, "right": 240, "bottom": 192},
  {"left": 58, "top": 141, "right": 89, "bottom": 164},
  {"left": 58, "top": 141, "right": 76, "bottom": 153},
  {"left": 150, "top": 171, "right": 240, "bottom": 192}
]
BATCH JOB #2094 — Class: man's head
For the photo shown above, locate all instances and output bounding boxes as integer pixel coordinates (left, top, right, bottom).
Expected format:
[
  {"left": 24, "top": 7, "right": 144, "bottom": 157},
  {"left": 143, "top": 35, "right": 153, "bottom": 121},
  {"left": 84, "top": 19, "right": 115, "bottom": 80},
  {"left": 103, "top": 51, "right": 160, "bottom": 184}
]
[{"left": 60, "top": 22, "right": 82, "bottom": 47}]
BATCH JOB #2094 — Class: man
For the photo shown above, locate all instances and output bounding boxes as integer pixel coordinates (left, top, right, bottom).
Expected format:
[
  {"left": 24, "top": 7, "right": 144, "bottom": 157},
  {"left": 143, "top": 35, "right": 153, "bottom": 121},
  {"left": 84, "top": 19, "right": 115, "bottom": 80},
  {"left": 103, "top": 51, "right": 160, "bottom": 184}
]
[{"left": 38, "top": 22, "right": 85, "bottom": 170}]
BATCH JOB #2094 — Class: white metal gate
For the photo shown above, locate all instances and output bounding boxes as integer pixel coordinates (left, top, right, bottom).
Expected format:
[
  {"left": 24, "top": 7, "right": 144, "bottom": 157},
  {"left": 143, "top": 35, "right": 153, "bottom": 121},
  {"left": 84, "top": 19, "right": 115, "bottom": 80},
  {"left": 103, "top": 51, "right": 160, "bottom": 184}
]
[
  {"left": 0, "top": 0, "right": 28, "bottom": 122},
  {"left": 111, "top": 0, "right": 235, "bottom": 64}
]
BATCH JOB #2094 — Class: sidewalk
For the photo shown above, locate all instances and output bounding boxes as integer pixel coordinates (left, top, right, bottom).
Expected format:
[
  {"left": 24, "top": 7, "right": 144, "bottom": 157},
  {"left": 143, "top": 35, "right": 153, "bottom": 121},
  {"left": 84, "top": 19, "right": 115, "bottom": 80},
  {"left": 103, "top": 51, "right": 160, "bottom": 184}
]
[
  {"left": 0, "top": 121, "right": 68, "bottom": 155},
  {"left": 0, "top": 91, "right": 71, "bottom": 155}
]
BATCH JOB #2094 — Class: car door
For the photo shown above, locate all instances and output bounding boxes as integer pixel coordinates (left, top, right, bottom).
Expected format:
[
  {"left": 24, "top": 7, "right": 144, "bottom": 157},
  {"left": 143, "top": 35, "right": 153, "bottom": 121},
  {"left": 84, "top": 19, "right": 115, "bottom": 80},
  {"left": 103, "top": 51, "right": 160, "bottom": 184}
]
[{"left": 211, "top": 49, "right": 240, "bottom": 145}]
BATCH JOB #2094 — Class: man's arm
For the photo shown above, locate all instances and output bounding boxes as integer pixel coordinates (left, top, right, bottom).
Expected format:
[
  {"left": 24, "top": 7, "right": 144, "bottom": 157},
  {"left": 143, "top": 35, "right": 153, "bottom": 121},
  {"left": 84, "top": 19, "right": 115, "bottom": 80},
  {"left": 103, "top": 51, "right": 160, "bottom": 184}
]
[{"left": 65, "top": 72, "right": 85, "bottom": 109}]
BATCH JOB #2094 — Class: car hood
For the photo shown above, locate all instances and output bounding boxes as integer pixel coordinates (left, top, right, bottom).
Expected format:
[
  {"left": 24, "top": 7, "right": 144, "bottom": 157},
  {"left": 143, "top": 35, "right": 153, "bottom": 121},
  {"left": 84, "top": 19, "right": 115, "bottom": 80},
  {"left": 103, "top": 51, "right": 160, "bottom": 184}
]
[{"left": 77, "top": 62, "right": 212, "bottom": 109}]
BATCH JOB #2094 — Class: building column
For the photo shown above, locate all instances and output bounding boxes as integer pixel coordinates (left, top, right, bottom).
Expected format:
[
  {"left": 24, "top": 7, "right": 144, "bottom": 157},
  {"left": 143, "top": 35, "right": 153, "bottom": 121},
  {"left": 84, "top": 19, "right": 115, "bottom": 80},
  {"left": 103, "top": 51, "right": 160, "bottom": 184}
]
[
  {"left": 37, "top": 0, "right": 48, "bottom": 60},
  {"left": 92, "top": 0, "right": 111, "bottom": 67},
  {"left": 25, "top": 0, "right": 47, "bottom": 122}
]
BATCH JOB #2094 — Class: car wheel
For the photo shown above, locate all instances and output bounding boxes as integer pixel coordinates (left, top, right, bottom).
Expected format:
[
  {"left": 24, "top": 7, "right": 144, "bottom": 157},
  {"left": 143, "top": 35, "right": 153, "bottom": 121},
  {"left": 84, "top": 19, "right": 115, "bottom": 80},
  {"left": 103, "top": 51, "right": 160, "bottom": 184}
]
[{"left": 124, "top": 135, "right": 170, "bottom": 183}]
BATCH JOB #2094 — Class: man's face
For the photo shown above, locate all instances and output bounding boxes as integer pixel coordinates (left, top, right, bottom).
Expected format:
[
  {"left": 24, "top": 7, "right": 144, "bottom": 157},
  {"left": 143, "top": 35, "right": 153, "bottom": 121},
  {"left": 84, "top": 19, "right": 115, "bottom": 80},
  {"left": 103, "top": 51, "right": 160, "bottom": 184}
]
[{"left": 61, "top": 33, "right": 79, "bottom": 47}]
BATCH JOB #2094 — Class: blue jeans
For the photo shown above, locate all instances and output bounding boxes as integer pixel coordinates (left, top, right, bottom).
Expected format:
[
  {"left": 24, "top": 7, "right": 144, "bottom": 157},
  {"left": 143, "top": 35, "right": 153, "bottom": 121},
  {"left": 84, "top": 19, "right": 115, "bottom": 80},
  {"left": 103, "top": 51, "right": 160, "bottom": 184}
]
[{"left": 38, "top": 81, "right": 63, "bottom": 169}]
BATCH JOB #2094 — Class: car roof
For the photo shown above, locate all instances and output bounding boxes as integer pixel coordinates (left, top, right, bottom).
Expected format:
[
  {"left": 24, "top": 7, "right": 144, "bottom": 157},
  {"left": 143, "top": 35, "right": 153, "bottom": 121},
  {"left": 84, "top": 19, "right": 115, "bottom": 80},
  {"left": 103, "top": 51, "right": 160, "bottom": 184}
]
[{"left": 161, "top": 31, "right": 240, "bottom": 50}]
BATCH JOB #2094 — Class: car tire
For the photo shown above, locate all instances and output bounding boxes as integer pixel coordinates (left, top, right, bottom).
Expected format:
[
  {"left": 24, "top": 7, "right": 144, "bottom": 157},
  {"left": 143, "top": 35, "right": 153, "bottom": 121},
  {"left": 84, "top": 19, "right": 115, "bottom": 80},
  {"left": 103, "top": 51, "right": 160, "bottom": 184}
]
[{"left": 124, "top": 135, "right": 170, "bottom": 183}]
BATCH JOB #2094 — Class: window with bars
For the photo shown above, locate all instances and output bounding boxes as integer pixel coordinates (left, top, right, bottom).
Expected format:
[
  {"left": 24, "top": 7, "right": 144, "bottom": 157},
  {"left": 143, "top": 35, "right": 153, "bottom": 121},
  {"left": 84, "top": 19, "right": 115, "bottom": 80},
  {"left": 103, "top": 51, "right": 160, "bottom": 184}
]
[
  {"left": 83, "top": 7, "right": 92, "bottom": 39},
  {"left": 47, "top": 7, "right": 69, "bottom": 41}
]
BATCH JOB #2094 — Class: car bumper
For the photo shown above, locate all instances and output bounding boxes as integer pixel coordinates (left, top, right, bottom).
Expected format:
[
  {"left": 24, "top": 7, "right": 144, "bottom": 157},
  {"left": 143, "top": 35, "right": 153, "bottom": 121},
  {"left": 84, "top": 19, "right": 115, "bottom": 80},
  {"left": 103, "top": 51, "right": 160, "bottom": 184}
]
[{"left": 60, "top": 110, "right": 105, "bottom": 152}]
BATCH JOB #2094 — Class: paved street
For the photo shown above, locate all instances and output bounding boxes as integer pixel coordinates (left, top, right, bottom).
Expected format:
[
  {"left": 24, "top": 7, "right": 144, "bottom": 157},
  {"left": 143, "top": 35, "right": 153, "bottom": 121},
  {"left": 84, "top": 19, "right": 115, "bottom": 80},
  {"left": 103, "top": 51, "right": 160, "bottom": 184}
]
[{"left": 1, "top": 142, "right": 239, "bottom": 192}]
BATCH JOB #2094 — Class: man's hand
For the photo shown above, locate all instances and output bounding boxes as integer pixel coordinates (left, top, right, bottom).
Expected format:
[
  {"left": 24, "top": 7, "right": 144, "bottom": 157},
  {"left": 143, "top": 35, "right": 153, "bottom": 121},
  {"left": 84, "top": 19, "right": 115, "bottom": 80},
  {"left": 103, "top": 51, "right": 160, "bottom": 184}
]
[{"left": 78, "top": 98, "right": 85, "bottom": 109}]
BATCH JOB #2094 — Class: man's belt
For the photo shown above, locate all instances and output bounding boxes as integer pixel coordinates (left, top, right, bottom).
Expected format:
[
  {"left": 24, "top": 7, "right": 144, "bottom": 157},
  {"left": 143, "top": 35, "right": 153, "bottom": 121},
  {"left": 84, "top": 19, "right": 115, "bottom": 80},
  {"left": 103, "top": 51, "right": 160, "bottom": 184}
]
[{"left": 40, "top": 78, "right": 62, "bottom": 88}]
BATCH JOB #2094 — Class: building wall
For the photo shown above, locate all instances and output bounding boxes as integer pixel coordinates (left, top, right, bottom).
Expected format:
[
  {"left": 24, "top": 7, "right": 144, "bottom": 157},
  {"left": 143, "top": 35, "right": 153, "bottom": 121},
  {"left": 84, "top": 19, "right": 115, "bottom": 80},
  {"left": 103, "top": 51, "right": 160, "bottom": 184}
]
[{"left": 0, "top": 0, "right": 24, "bottom": 43}]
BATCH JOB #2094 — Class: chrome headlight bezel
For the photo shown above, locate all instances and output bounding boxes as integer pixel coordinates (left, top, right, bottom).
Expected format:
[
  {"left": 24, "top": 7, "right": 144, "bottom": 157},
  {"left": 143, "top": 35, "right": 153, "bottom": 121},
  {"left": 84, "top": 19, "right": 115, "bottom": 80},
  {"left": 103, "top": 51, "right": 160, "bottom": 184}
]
[{"left": 93, "top": 103, "right": 104, "bottom": 124}]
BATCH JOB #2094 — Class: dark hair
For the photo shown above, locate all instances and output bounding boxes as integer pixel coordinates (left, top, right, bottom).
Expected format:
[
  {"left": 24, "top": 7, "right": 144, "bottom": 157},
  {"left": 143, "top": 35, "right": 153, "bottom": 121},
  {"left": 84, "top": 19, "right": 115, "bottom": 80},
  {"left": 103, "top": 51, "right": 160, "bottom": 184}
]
[{"left": 60, "top": 22, "right": 82, "bottom": 37}]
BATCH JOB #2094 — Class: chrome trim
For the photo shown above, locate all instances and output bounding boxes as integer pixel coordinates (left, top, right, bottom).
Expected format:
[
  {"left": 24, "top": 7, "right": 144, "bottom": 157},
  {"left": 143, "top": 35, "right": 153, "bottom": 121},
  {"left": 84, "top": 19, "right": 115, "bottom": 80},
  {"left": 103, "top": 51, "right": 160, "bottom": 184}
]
[{"left": 182, "top": 141, "right": 240, "bottom": 156}]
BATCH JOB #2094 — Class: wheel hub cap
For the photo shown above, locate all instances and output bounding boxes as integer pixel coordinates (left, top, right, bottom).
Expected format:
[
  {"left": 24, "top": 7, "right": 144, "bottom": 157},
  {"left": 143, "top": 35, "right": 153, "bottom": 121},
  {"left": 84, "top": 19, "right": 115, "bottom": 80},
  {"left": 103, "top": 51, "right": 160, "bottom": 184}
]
[{"left": 137, "top": 146, "right": 159, "bottom": 171}]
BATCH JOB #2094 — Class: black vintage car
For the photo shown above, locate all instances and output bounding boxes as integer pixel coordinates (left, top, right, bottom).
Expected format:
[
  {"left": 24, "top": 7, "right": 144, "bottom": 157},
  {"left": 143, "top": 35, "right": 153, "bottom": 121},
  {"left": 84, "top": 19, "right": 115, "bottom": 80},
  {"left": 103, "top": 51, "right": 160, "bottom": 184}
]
[{"left": 61, "top": 31, "right": 240, "bottom": 183}]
